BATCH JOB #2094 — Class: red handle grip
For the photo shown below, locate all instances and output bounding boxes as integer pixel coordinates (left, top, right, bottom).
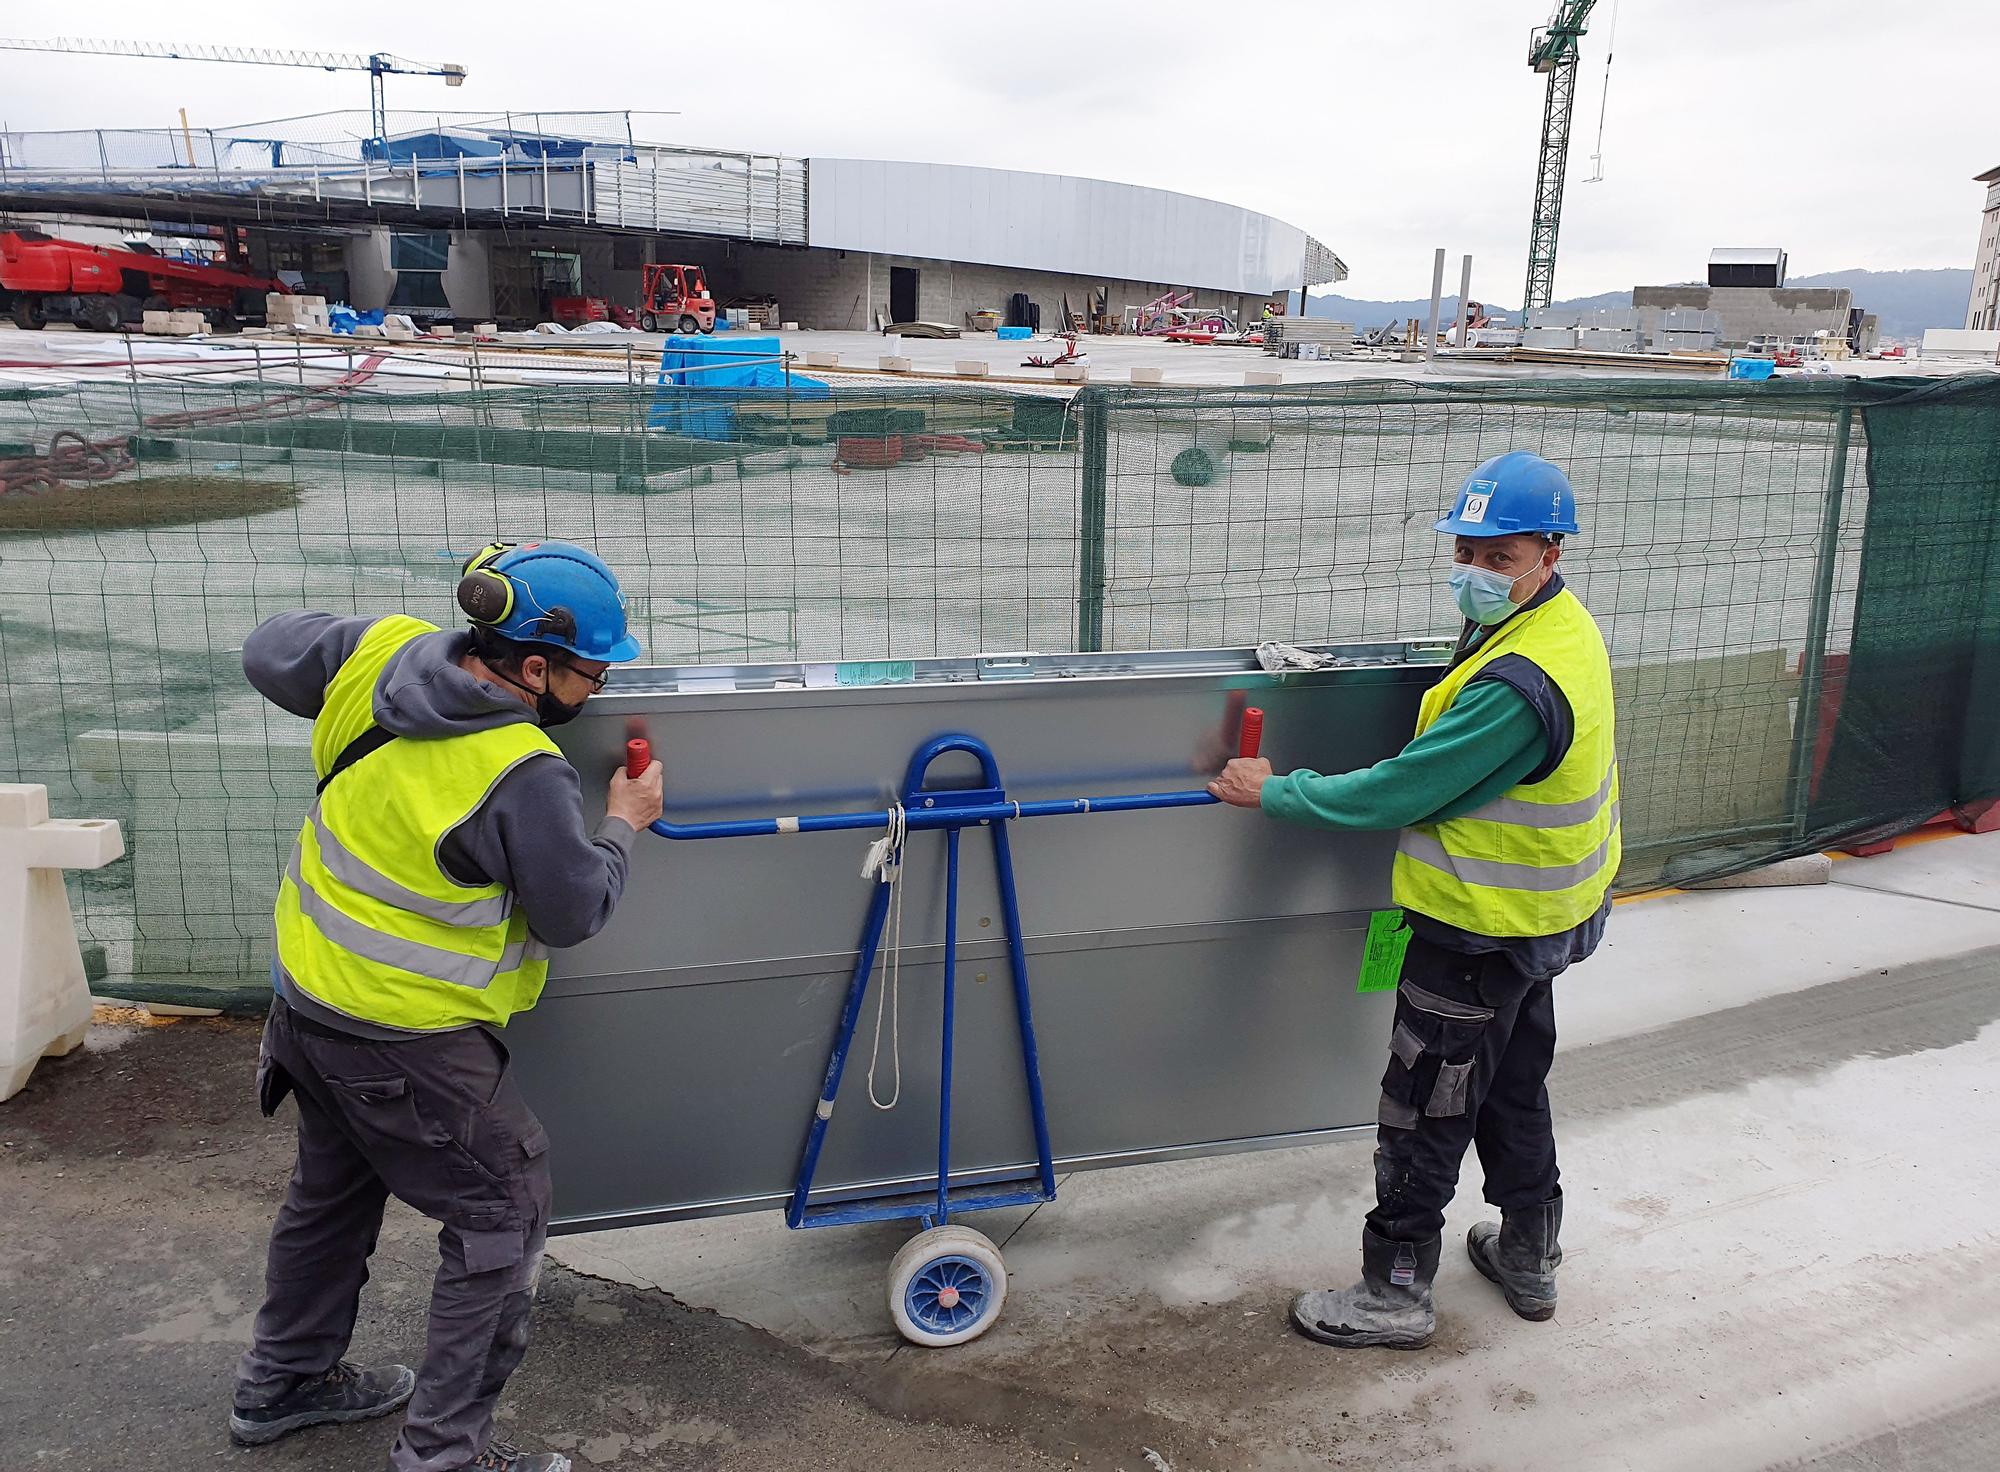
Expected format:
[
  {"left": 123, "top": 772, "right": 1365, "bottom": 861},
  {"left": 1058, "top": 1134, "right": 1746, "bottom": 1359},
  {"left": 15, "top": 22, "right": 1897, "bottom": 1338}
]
[
  {"left": 625, "top": 738, "right": 652, "bottom": 780},
  {"left": 1239, "top": 707, "right": 1265, "bottom": 760}
]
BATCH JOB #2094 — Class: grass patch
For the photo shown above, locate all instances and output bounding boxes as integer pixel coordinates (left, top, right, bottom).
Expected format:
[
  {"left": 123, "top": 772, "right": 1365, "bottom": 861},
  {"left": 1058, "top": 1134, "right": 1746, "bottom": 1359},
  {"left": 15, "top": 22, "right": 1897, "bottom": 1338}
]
[{"left": 0, "top": 474, "right": 300, "bottom": 534}]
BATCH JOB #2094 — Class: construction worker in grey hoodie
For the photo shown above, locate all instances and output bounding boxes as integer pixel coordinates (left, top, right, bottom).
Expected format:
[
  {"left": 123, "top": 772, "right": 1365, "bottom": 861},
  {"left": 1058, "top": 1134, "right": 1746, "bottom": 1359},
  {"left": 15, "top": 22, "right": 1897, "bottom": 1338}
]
[{"left": 228, "top": 541, "right": 662, "bottom": 1472}]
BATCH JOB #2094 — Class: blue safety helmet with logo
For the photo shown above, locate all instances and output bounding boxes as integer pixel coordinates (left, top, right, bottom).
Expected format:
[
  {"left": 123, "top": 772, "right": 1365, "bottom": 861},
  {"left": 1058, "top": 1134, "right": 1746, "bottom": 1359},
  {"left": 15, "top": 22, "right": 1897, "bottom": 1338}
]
[
  {"left": 1433, "top": 450, "right": 1580, "bottom": 539},
  {"left": 455, "top": 540, "right": 643, "bottom": 663}
]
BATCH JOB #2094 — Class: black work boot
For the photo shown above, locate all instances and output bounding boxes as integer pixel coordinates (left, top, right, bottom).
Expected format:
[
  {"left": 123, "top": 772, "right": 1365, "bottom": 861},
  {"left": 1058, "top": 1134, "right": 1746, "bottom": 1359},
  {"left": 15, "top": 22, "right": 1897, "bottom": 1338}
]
[
  {"left": 1289, "top": 1228, "right": 1441, "bottom": 1349},
  {"left": 1467, "top": 1194, "right": 1563, "bottom": 1321},
  {"left": 463, "top": 1440, "right": 573, "bottom": 1471},
  {"left": 228, "top": 1359, "right": 415, "bottom": 1445}
]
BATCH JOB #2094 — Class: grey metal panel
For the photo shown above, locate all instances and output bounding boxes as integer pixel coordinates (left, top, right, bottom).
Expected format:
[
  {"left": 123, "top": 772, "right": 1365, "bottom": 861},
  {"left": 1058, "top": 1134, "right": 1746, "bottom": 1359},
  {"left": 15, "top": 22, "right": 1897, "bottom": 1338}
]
[
  {"left": 804, "top": 157, "right": 1345, "bottom": 296},
  {"left": 512, "top": 642, "right": 1438, "bottom": 1232}
]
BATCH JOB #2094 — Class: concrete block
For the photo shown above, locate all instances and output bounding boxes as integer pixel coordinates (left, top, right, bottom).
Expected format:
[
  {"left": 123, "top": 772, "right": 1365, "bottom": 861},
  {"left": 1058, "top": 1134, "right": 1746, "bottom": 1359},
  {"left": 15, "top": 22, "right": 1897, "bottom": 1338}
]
[
  {"left": 1683, "top": 854, "right": 1833, "bottom": 891},
  {"left": 805, "top": 351, "right": 841, "bottom": 368},
  {"left": 878, "top": 356, "right": 912, "bottom": 373},
  {"left": 1243, "top": 370, "right": 1284, "bottom": 386},
  {"left": 474, "top": 323, "right": 499, "bottom": 338},
  {"left": 1922, "top": 329, "right": 2000, "bottom": 357},
  {"left": 782, "top": 322, "right": 800, "bottom": 331},
  {"left": 141, "top": 310, "right": 173, "bottom": 335},
  {"left": 1, "top": 784, "right": 125, "bottom": 1104},
  {"left": 1129, "top": 367, "right": 1165, "bottom": 385},
  {"left": 1052, "top": 363, "right": 1088, "bottom": 383},
  {"left": 954, "top": 360, "right": 989, "bottom": 378},
  {"left": 353, "top": 325, "right": 387, "bottom": 339}
]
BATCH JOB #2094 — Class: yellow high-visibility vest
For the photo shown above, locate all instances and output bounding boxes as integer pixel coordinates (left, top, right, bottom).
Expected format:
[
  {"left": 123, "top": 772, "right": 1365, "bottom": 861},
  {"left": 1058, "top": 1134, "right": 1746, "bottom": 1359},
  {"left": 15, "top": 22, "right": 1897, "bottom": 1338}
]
[
  {"left": 1391, "top": 587, "right": 1620, "bottom": 938},
  {"left": 273, "top": 615, "right": 560, "bottom": 1030}
]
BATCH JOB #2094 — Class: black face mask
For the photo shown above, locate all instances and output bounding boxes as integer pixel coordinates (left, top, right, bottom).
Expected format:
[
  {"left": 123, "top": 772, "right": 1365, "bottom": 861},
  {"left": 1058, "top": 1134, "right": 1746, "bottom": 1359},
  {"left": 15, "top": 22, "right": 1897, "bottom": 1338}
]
[
  {"left": 534, "top": 688, "right": 586, "bottom": 728},
  {"left": 488, "top": 663, "right": 587, "bottom": 728}
]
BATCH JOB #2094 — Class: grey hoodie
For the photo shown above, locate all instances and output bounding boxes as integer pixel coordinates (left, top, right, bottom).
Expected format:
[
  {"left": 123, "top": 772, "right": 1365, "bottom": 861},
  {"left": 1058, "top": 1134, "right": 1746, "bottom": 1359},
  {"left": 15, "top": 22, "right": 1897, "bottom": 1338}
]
[{"left": 244, "top": 610, "right": 635, "bottom": 1036}]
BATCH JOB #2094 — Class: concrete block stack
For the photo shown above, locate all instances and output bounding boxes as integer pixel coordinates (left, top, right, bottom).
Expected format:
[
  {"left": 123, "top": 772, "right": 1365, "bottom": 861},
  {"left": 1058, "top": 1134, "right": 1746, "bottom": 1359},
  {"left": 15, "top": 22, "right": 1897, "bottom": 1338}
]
[
  {"left": 1574, "top": 308, "right": 1641, "bottom": 353},
  {"left": 1655, "top": 308, "right": 1721, "bottom": 355},
  {"left": 1264, "top": 318, "right": 1354, "bottom": 358},
  {"left": 142, "top": 310, "right": 206, "bottom": 336},
  {"left": 266, "top": 293, "right": 330, "bottom": 334},
  {"left": 1520, "top": 307, "right": 1579, "bottom": 350}
]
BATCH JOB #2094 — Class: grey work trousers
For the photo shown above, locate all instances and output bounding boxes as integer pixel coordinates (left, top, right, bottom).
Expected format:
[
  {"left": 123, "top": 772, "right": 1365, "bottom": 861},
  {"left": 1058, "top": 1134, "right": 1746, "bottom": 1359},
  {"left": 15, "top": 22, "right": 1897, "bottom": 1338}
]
[{"left": 235, "top": 999, "right": 553, "bottom": 1472}]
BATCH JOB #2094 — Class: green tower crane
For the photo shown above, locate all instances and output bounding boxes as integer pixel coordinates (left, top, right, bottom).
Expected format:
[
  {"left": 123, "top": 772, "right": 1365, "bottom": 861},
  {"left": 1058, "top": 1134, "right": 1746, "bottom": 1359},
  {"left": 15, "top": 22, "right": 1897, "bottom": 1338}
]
[{"left": 1522, "top": 0, "right": 1598, "bottom": 313}]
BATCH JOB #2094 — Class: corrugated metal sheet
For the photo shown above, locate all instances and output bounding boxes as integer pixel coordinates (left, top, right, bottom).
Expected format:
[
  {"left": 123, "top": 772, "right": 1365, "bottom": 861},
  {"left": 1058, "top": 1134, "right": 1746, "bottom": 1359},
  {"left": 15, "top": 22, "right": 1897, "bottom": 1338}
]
[{"left": 594, "top": 151, "right": 806, "bottom": 243}]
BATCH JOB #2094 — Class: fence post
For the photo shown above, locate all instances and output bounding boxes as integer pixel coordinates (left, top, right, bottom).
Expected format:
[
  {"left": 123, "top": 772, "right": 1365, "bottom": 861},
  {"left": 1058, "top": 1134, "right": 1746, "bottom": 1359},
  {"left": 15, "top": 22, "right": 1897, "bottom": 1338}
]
[
  {"left": 1075, "top": 388, "right": 1109, "bottom": 653},
  {"left": 1787, "top": 402, "right": 1854, "bottom": 839}
]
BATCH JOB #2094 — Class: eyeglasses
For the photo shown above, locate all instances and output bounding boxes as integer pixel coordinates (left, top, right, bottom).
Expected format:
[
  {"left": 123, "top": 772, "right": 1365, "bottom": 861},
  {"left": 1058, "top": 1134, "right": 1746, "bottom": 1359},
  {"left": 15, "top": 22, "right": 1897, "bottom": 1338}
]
[{"left": 559, "top": 658, "right": 610, "bottom": 694}]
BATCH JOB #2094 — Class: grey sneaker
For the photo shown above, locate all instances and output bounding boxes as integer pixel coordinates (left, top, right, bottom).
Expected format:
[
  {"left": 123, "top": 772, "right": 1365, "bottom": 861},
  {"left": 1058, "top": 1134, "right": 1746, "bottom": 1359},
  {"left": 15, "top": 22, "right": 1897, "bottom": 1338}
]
[
  {"left": 228, "top": 1359, "right": 415, "bottom": 1445},
  {"left": 463, "top": 1440, "right": 573, "bottom": 1471}
]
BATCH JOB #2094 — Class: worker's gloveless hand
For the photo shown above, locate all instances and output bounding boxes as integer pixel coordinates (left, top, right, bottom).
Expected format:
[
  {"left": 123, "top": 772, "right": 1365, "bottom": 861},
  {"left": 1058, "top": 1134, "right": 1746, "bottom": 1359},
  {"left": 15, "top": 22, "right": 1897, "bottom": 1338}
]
[
  {"left": 606, "top": 760, "right": 665, "bottom": 830},
  {"left": 1208, "top": 757, "right": 1272, "bottom": 809}
]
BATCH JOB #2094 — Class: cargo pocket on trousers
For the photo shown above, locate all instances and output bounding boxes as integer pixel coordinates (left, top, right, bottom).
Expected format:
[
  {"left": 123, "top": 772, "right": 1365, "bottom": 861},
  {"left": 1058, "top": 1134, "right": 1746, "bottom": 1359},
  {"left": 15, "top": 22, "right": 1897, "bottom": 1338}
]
[
  {"left": 324, "top": 1073, "right": 453, "bottom": 1151},
  {"left": 459, "top": 1225, "right": 528, "bottom": 1276},
  {"left": 255, "top": 1054, "right": 295, "bottom": 1118},
  {"left": 1378, "top": 1019, "right": 1432, "bottom": 1130},
  {"left": 1425, "top": 1060, "right": 1475, "bottom": 1117}
]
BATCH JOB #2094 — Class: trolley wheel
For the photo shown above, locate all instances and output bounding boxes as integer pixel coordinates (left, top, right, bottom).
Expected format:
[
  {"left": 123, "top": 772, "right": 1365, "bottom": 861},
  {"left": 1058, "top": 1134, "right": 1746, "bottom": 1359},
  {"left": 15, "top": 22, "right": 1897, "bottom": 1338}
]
[{"left": 887, "top": 1225, "right": 1007, "bottom": 1347}]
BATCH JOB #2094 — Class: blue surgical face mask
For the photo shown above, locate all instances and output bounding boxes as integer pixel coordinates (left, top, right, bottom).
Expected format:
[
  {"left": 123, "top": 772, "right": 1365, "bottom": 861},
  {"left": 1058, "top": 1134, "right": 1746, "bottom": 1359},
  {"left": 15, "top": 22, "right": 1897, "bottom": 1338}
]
[{"left": 1450, "top": 562, "right": 1529, "bottom": 625}]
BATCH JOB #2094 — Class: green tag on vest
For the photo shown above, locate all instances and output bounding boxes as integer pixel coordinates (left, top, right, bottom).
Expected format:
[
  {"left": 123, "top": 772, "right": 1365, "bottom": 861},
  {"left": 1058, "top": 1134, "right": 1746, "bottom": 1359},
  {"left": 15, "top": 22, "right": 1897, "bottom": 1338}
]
[{"left": 1357, "top": 909, "right": 1413, "bottom": 993}]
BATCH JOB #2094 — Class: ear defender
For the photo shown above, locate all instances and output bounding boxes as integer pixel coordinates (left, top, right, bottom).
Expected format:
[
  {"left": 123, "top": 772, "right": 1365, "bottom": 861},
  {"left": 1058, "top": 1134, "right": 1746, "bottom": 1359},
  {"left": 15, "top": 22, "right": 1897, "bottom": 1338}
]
[{"left": 457, "top": 542, "right": 517, "bottom": 625}]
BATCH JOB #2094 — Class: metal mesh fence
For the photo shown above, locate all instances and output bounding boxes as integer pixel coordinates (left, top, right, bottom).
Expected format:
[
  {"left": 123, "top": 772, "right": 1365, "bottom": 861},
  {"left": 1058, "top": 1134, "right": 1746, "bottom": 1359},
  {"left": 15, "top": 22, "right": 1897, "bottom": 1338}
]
[{"left": 2, "top": 369, "right": 1993, "bottom": 1007}]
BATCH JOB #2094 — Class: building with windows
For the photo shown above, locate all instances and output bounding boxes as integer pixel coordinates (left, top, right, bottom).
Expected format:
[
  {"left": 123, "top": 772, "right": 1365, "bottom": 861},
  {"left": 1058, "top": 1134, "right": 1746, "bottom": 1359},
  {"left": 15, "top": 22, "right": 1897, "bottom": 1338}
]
[{"left": 1965, "top": 166, "right": 2000, "bottom": 331}]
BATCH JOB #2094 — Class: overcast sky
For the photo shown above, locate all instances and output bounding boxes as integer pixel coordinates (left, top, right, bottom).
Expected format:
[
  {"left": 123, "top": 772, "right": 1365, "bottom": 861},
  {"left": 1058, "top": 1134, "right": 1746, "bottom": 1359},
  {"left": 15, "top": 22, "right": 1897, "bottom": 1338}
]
[{"left": 4, "top": 1, "right": 1992, "bottom": 301}]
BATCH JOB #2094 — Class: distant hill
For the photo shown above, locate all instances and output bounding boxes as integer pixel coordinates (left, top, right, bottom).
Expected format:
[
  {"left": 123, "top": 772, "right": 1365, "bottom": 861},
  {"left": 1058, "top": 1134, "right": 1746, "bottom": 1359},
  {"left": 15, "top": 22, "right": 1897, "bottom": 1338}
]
[
  {"left": 1785, "top": 269, "right": 1971, "bottom": 340},
  {"left": 1301, "top": 288, "right": 1636, "bottom": 331},
  {"left": 1302, "top": 268, "right": 1972, "bottom": 341}
]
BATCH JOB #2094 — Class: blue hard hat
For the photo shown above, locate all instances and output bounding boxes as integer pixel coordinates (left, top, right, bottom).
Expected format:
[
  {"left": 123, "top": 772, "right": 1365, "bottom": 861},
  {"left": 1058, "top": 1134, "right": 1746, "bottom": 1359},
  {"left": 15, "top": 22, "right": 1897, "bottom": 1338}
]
[
  {"left": 1434, "top": 450, "right": 1580, "bottom": 538},
  {"left": 458, "top": 540, "right": 642, "bottom": 663}
]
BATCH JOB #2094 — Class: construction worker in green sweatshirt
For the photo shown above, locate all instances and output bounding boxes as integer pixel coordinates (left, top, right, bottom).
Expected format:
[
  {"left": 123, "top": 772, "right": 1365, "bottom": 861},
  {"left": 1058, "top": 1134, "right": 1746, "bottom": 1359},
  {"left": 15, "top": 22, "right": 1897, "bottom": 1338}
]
[{"left": 1209, "top": 450, "right": 1620, "bottom": 1349}]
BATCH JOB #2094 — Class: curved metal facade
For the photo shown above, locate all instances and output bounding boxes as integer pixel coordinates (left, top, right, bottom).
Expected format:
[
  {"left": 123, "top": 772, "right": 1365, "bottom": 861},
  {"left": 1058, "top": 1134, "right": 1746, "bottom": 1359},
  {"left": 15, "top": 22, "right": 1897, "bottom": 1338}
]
[{"left": 807, "top": 158, "right": 1344, "bottom": 296}]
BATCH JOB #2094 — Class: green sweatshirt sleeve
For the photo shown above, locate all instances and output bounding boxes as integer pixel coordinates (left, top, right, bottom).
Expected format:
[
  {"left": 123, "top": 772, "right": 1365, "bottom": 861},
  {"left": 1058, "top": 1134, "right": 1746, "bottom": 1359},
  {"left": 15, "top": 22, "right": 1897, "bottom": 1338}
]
[{"left": 1258, "top": 677, "right": 1549, "bottom": 832}]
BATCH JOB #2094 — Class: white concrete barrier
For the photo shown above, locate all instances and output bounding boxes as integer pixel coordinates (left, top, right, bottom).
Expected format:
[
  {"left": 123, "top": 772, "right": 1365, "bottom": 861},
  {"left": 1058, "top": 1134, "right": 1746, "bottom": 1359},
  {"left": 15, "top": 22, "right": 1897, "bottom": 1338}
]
[{"left": 1, "top": 785, "right": 125, "bottom": 1103}]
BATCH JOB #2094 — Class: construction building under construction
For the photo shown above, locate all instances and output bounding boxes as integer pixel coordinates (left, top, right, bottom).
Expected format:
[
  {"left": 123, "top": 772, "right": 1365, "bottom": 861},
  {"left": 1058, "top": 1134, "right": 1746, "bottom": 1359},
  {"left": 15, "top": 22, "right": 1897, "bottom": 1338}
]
[{"left": 0, "top": 110, "right": 1345, "bottom": 331}]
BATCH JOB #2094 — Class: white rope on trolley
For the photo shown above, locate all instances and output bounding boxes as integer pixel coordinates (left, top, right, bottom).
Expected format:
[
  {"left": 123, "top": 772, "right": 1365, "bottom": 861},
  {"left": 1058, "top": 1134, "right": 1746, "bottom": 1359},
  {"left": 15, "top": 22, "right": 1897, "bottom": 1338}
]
[{"left": 861, "top": 802, "right": 907, "bottom": 1111}]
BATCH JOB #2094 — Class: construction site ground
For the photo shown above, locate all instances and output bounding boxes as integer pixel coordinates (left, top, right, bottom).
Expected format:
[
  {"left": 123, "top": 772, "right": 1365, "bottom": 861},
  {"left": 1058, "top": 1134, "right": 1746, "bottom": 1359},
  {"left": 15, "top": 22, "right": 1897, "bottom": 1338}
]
[
  {"left": 6, "top": 830, "right": 1999, "bottom": 1471},
  {"left": 0, "top": 320, "right": 1981, "bottom": 394}
]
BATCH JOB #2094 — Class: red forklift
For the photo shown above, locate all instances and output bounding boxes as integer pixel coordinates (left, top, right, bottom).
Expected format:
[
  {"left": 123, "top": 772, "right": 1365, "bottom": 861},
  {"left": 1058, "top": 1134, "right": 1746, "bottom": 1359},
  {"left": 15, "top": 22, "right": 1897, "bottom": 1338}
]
[{"left": 638, "top": 262, "right": 716, "bottom": 334}]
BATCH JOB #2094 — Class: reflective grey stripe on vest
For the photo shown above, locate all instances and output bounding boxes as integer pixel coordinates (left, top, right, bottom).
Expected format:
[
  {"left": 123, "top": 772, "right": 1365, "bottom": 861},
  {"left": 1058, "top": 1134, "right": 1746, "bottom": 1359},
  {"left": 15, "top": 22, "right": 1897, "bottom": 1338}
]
[
  {"left": 1463, "top": 764, "right": 1618, "bottom": 830},
  {"left": 286, "top": 852, "right": 538, "bottom": 990},
  {"left": 1397, "top": 803, "right": 1621, "bottom": 893},
  {"left": 308, "top": 804, "right": 513, "bottom": 928}
]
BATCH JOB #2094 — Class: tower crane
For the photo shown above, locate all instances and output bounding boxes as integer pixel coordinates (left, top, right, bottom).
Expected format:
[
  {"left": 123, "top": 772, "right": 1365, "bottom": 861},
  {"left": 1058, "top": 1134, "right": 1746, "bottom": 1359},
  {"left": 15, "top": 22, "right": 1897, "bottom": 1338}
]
[
  {"left": 0, "top": 38, "right": 467, "bottom": 141},
  {"left": 1521, "top": 0, "right": 1597, "bottom": 313}
]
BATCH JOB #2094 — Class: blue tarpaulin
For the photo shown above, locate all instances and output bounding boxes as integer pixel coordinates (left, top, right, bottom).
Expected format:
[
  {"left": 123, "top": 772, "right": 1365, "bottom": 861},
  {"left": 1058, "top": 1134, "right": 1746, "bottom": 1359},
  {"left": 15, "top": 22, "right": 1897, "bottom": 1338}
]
[
  {"left": 363, "top": 132, "right": 506, "bottom": 163},
  {"left": 648, "top": 335, "right": 828, "bottom": 440}
]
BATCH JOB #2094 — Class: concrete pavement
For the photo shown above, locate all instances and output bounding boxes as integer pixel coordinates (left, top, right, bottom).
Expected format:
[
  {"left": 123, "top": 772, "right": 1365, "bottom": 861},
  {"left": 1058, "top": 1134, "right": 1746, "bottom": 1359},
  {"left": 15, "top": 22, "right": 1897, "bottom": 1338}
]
[{"left": 551, "top": 830, "right": 2000, "bottom": 1470}]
